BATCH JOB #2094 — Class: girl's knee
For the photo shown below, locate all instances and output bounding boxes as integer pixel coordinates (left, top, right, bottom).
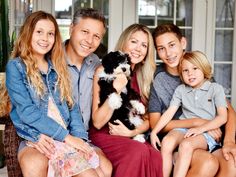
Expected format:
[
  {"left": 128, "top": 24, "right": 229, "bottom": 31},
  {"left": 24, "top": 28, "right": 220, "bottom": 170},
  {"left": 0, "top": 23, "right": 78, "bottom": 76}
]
[{"left": 18, "top": 148, "right": 48, "bottom": 177}]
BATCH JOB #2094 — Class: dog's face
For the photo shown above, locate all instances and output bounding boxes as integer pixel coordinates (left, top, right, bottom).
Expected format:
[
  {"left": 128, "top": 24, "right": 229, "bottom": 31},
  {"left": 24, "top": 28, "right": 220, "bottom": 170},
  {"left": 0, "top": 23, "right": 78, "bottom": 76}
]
[{"left": 102, "top": 51, "right": 131, "bottom": 77}]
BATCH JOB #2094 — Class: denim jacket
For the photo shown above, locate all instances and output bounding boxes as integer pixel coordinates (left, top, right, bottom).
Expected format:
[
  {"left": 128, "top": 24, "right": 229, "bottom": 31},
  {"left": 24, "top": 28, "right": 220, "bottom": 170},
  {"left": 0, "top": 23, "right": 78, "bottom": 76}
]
[{"left": 6, "top": 57, "right": 88, "bottom": 142}]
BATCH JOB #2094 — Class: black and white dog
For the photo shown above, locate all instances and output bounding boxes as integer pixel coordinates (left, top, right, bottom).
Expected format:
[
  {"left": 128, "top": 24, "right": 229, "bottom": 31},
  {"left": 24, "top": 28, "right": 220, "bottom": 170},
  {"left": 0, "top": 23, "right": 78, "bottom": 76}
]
[{"left": 98, "top": 51, "right": 146, "bottom": 143}]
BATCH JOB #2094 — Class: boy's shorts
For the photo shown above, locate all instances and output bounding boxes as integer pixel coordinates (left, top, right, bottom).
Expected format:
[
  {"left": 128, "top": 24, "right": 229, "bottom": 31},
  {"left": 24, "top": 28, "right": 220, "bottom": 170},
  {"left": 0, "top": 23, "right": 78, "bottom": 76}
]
[{"left": 174, "top": 128, "right": 221, "bottom": 153}]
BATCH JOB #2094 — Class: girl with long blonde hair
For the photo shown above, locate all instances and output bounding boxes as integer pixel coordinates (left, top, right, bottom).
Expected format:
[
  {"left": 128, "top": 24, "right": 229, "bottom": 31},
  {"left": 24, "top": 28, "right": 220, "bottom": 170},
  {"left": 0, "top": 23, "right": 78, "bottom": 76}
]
[{"left": 6, "top": 11, "right": 102, "bottom": 177}]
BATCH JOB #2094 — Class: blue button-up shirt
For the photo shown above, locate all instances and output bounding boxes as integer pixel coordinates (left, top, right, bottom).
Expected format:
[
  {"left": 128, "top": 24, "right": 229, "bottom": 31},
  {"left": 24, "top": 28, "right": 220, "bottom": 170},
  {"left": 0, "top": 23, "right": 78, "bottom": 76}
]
[{"left": 65, "top": 41, "right": 101, "bottom": 130}]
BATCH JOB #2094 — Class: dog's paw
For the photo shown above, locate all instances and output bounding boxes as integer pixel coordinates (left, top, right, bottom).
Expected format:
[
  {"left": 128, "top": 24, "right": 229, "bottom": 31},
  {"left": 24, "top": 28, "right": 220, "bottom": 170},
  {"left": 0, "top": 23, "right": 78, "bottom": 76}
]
[
  {"left": 108, "top": 92, "right": 122, "bottom": 109},
  {"left": 133, "top": 134, "right": 145, "bottom": 143},
  {"left": 130, "top": 100, "right": 145, "bottom": 114}
]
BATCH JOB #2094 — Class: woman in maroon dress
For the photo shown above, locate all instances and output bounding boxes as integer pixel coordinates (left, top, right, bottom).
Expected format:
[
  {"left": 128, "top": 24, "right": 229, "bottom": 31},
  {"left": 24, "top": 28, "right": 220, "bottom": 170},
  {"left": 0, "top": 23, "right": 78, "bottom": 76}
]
[{"left": 89, "top": 24, "right": 163, "bottom": 177}]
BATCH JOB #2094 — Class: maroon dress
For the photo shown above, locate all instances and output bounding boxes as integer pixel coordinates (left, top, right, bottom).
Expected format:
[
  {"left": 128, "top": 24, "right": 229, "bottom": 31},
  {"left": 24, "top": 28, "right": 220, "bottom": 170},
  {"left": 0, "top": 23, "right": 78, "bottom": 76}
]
[{"left": 89, "top": 74, "right": 163, "bottom": 177}]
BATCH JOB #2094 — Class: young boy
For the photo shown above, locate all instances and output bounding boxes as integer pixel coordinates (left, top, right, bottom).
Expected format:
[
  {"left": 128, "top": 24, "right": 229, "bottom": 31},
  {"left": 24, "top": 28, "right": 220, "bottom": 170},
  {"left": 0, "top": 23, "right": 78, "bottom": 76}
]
[{"left": 150, "top": 51, "right": 227, "bottom": 177}]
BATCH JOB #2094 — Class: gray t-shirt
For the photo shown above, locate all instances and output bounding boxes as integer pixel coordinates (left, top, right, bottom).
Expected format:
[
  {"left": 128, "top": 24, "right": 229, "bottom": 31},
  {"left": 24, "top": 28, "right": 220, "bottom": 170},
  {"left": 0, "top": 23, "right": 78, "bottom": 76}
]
[
  {"left": 148, "top": 64, "right": 182, "bottom": 119},
  {"left": 171, "top": 80, "right": 227, "bottom": 120}
]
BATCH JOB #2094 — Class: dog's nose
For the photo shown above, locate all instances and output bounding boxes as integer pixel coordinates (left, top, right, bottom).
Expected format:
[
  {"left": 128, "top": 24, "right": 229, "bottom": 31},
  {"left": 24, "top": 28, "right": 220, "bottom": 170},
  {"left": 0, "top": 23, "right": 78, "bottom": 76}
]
[{"left": 122, "top": 68, "right": 126, "bottom": 72}]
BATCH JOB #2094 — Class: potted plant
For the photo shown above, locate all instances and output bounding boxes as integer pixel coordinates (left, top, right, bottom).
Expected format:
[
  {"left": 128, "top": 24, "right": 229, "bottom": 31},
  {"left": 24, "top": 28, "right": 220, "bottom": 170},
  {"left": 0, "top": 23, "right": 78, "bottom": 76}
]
[{"left": 0, "top": 0, "right": 10, "bottom": 73}]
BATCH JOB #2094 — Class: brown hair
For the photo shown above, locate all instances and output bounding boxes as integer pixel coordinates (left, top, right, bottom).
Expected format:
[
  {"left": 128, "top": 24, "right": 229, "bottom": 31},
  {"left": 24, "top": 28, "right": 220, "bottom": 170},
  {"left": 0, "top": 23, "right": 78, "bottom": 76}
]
[
  {"left": 11, "top": 11, "right": 73, "bottom": 107},
  {"left": 152, "top": 24, "right": 183, "bottom": 48},
  {"left": 72, "top": 8, "right": 106, "bottom": 29}
]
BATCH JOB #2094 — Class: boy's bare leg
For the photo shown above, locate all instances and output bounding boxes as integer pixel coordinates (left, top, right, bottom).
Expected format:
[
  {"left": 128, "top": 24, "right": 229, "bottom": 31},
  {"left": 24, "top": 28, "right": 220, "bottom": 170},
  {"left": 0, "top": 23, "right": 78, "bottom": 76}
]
[
  {"left": 174, "top": 135, "right": 208, "bottom": 177},
  {"left": 161, "top": 130, "right": 184, "bottom": 177}
]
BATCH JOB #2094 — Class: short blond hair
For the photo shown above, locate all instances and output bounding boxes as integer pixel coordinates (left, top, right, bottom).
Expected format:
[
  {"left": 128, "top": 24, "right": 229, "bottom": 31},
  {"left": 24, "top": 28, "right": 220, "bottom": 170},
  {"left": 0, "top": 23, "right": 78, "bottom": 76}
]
[{"left": 179, "top": 51, "right": 212, "bottom": 82}]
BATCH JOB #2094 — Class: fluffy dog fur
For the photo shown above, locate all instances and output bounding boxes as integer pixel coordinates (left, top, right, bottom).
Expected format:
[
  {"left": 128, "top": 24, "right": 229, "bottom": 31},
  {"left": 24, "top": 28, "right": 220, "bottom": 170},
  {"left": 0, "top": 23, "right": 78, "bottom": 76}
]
[{"left": 98, "top": 51, "right": 146, "bottom": 143}]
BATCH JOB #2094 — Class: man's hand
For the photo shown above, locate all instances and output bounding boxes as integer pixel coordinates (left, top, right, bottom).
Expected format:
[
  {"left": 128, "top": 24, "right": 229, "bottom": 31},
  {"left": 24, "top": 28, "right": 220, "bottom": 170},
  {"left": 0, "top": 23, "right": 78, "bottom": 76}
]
[{"left": 222, "top": 142, "right": 236, "bottom": 167}]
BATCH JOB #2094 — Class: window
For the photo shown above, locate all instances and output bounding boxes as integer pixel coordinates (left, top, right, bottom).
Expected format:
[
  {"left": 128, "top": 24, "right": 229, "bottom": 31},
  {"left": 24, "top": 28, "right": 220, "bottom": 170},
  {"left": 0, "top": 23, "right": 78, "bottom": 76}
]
[
  {"left": 10, "top": 0, "right": 33, "bottom": 36},
  {"left": 138, "top": 0, "right": 193, "bottom": 59},
  {"left": 213, "top": 0, "right": 235, "bottom": 100},
  {"left": 137, "top": 0, "right": 236, "bottom": 107}
]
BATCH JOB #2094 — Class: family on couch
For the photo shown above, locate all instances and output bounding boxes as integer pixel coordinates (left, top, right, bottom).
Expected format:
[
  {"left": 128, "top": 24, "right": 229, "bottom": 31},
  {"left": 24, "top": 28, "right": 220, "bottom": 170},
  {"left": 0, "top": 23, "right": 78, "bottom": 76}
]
[{"left": 0, "top": 7, "right": 235, "bottom": 177}]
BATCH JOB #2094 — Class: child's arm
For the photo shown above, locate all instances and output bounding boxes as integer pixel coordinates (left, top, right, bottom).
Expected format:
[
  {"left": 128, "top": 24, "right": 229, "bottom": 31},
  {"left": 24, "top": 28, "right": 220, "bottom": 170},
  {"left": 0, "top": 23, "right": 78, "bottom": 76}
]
[
  {"left": 185, "top": 106, "right": 227, "bottom": 138},
  {"left": 150, "top": 106, "right": 178, "bottom": 149},
  {"left": 152, "top": 106, "right": 179, "bottom": 134}
]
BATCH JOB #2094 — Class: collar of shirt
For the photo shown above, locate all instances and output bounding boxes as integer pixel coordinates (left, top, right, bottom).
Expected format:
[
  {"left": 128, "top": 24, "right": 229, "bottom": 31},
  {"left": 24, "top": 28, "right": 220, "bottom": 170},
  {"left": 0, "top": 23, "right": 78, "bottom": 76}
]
[
  {"left": 63, "top": 39, "right": 94, "bottom": 69},
  {"left": 185, "top": 80, "right": 211, "bottom": 93}
]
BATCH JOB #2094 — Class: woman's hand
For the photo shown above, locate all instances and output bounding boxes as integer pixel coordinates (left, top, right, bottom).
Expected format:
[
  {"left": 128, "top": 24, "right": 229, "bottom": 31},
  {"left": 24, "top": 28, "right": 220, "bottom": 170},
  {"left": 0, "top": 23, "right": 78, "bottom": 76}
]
[
  {"left": 108, "top": 120, "right": 134, "bottom": 137},
  {"left": 27, "top": 134, "right": 55, "bottom": 158},
  {"left": 113, "top": 73, "right": 128, "bottom": 94},
  {"left": 222, "top": 141, "right": 236, "bottom": 166},
  {"left": 64, "top": 134, "right": 93, "bottom": 158}
]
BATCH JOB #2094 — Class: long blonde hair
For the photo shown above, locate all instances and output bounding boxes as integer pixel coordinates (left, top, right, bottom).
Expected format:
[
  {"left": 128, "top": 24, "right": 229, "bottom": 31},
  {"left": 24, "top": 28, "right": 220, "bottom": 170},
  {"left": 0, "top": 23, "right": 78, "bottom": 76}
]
[
  {"left": 115, "top": 24, "right": 156, "bottom": 104},
  {"left": 11, "top": 11, "right": 73, "bottom": 107}
]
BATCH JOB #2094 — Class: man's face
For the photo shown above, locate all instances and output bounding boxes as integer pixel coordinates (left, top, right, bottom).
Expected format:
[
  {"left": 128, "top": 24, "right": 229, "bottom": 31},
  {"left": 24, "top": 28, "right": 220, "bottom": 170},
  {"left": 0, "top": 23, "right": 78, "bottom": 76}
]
[{"left": 69, "top": 18, "right": 105, "bottom": 59}]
